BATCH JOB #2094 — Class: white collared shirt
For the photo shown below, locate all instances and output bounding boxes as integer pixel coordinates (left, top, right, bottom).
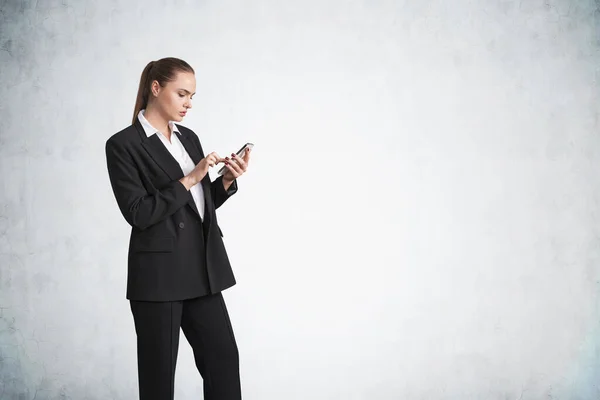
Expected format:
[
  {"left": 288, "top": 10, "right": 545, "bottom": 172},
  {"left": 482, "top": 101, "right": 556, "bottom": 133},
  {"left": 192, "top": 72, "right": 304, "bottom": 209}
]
[{"left": 137, "top": 109, "right": 205, "bottom": 221}]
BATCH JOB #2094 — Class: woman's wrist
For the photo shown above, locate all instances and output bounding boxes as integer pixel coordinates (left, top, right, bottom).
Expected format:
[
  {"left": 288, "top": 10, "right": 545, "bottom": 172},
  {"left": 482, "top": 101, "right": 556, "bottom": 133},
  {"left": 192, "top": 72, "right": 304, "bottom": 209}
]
[{"left": 179, "top": 175, "right": 199, "bottom": 190}]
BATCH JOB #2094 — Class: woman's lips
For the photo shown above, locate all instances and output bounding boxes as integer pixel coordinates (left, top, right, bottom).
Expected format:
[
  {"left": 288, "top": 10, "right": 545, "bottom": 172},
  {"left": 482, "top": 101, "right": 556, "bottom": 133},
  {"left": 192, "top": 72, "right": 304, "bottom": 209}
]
[{"left": 179, "top": 111, "right": 186, "bottom": 116}]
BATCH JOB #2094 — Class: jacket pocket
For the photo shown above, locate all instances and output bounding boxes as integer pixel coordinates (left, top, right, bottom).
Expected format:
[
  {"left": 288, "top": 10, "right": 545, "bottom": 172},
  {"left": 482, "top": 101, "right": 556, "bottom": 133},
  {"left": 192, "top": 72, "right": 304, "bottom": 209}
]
[{"left": 132, "top": 236, "right": 174, "bottom": 253}]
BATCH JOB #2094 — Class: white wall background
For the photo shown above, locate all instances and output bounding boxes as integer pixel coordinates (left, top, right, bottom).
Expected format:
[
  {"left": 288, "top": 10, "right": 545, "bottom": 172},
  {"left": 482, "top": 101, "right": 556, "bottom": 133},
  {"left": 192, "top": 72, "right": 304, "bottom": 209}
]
[{"left": 1, "top": 0, "right": 600, "bottom": 399}]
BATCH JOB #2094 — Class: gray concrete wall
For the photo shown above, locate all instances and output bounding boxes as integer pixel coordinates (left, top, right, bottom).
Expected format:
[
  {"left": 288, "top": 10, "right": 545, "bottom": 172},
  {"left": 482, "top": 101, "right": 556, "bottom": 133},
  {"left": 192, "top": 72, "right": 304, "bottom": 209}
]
[{"left": 1, "top": 0, "right": 599, "bottom": 398}]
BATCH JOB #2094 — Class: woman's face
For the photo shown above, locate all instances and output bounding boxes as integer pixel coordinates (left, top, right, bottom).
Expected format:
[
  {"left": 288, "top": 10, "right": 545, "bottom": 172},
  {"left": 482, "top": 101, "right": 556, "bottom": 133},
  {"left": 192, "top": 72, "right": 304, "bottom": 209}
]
[{"left": 151, "top": 71, "right": 196, "bottom": 122}]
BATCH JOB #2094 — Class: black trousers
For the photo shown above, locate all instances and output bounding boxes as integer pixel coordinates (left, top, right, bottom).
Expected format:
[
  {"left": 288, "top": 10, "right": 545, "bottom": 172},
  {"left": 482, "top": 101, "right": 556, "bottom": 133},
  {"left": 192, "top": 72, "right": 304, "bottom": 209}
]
[{"left": 129, "top": 291, "right": 241, "bottom": 400}]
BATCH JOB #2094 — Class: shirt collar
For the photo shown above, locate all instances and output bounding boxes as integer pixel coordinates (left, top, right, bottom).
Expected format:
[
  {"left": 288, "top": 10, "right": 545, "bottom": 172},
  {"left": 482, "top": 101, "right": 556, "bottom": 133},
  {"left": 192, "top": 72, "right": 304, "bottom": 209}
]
[{"left": 137, "top": 109, "right": 181, "bottom": 138}]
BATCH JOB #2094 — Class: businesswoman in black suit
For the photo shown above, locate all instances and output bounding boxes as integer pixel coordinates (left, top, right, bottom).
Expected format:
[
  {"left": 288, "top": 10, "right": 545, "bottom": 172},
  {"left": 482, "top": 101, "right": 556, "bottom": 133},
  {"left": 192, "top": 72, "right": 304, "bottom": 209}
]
[{"left": 105, "top": 57, "right": 250, "bottom": 400}]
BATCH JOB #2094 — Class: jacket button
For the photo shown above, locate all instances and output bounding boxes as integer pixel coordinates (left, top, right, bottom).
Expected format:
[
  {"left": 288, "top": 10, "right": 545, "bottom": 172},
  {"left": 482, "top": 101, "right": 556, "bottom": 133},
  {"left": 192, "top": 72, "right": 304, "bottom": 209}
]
[{"left": 179, "top": 222, "right": 185, "bottom": 229}]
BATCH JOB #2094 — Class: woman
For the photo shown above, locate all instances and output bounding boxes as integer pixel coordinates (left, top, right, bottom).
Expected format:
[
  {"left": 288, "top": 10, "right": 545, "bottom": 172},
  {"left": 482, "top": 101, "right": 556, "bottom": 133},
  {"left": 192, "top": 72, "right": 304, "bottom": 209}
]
[{"left": 105, "top": 57, "right": 250, "bottom": 400}]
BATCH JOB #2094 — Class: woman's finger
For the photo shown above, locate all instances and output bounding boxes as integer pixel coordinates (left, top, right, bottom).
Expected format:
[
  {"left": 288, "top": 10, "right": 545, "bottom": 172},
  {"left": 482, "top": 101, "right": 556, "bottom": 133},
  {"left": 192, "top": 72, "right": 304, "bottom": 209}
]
[
  {"left": 227, "top": 157, "right": 243, "bottom": 174},
  {"left": 216, "top": 157, "right": 227, "bottom": 165},
  {"left": 213, "top": 154, "right": 225, "bottom": 167},
  {"left": 242, "top": 150, "right": 251, "bottom": 164},
  {"left": 224, "top": 163, "right": 240, "bottom": 177},
  {"left": 231, "top": 153, "right": 248, "bottom": 170}
]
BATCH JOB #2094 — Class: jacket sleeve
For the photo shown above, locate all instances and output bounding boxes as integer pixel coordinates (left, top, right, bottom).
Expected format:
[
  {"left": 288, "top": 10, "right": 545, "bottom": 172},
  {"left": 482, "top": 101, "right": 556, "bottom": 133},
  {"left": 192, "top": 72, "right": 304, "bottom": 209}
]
[
  {"left": 105, "top": 138, "right": 190, "bottom": 230},
  {"left": 211, "top": 174, "right": 238, "bottom": 210},
  {"left": 188, "top": 130, "right": 238, "bottom": 210}
]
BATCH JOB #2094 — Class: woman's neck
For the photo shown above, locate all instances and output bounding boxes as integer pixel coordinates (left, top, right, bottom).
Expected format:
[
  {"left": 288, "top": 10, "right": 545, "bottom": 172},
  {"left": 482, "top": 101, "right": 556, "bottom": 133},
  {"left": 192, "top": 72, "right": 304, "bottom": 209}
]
[{"left": 144, "top": 106, "right": 172, "bottom": 141}]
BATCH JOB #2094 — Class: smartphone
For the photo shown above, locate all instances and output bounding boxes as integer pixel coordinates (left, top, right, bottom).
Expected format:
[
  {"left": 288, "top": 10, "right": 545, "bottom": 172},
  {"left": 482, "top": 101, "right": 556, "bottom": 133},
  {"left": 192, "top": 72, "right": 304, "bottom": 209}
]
[{"left": 218, "top": 142, "right": 254, "bottom": 175}]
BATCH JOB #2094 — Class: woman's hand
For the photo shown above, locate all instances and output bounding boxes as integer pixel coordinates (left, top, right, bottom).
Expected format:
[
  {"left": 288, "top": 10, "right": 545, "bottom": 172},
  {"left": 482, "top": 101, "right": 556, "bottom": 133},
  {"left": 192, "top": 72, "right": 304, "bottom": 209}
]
[
  {"left": 222, "top": 147, "right": 251, "bottom": 183},
  {"left": 180, "top": 152, "right": 224, "bottom": 190}
]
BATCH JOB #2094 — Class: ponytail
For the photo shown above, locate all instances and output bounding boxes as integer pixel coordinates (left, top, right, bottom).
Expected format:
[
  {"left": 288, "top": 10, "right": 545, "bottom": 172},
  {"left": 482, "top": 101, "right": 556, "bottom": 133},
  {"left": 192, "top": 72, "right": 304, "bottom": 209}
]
[{"left": 132, "top": 61, "right": 155, "bottom": 125}]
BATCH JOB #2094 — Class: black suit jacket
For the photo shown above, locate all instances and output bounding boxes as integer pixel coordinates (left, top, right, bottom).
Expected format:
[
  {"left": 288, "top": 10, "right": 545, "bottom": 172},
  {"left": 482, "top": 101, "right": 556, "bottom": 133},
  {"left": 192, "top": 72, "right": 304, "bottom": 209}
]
[{"left": 105, "top": 118, "right": 238, "bottom": 301}]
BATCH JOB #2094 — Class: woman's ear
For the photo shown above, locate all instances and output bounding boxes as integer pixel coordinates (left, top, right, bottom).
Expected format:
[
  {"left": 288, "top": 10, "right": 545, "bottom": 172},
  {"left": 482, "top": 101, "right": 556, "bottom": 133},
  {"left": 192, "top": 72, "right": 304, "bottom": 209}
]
[{"left": 150, "top": 80, "right": 160, "bottom": 97}]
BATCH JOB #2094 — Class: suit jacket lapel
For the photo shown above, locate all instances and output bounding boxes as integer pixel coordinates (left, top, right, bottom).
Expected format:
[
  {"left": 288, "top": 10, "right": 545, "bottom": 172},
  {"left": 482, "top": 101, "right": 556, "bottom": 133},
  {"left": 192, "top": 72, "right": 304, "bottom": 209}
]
[
  {"left": 177, "top": 128, "right": 214, "bottom": 225},
  {"left": 136, "top": 119, "right": 184, "bottom": 182},
  {"left": 134, "top": 119, "right": 209, "bottom": 221}
]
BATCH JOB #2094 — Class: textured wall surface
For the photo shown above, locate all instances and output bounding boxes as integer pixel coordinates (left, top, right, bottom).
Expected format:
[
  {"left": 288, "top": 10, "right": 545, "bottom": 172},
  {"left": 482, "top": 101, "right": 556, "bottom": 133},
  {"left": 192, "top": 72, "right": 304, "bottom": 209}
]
[{"left": 1, "top": 0, "right": 599, "bottom": 399}]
